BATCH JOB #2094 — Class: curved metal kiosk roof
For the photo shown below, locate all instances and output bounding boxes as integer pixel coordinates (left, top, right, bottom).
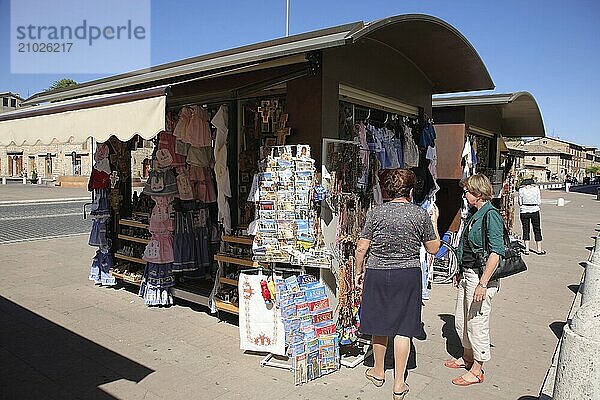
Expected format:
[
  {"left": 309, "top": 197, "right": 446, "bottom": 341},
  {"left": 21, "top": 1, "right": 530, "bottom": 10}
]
[
  {"left": 433, "top": 91, "right": 545, "bottom": 137},
  {"left": 1, "top": 14, "right": 494, "bottom": 146},
  {"left": 22, "top": 14, "right": 493, "bottom": 105}
]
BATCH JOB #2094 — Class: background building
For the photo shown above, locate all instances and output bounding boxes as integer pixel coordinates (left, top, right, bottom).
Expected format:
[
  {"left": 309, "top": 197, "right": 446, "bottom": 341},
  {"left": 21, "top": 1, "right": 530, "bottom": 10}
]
[
  {"left": 0, "top": 92, "right": 23, "bottom": 113},
  {"left": 508, "top": 137, "right": 600, "bottom": 183},
  {"left": 1, "top": 90, "right": 152, "bottom": 185}
]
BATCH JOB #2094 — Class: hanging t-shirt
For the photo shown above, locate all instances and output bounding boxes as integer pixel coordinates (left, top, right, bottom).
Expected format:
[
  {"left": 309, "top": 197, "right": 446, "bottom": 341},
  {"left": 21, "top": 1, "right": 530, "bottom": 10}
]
[
  {"left": 403, "top": 126, "right": 420, "bottom": 168},
  {"left": 419, "top": 123, "right": 436, "bottom": 149}
]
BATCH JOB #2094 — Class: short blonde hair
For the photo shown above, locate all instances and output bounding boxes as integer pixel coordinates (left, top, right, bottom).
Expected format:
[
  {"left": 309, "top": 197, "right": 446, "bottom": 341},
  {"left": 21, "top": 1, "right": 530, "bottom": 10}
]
[{"left": 461, "top": 174, "right": 494, "bottom": 201}]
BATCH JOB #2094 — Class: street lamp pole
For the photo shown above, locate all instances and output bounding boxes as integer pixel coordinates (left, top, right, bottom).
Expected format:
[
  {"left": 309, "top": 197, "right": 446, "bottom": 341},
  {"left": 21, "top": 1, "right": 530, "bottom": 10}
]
[{"left": 285, "top": 0, "right": 290, "bottom": 37}]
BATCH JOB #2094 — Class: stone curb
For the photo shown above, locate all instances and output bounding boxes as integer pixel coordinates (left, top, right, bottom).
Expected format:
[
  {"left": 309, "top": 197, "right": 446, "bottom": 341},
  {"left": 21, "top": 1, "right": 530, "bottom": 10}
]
[
  {"left": 0, "top": 197, "right": 90, "bottom": 205},
  {"left": 539, "top": 270, "right": 584, "bottom": 399}
]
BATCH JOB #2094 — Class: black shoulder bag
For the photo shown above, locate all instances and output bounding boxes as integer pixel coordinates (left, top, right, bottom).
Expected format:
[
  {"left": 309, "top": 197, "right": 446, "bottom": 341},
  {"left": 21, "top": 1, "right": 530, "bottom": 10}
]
[{"left": 479, "top": 210, "right": 527, "bottom": 281}]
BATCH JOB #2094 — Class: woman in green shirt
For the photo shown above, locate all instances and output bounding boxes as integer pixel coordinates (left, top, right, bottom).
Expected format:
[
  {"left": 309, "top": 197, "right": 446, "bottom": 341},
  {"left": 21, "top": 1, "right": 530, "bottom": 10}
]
[{"left": 444, "top": 174, "right": 505, "bottom": 386}]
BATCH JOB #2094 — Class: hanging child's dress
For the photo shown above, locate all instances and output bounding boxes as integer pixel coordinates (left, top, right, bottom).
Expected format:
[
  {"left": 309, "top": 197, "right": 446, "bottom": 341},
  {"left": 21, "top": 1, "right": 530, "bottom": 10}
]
[{"left": 87, "top": 143, "right": 116, "bottom": 287}]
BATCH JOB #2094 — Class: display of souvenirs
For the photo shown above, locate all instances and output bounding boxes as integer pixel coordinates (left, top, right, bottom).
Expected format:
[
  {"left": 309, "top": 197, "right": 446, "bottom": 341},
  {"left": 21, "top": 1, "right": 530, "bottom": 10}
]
[
  {"left": 252, "top": 145, "right": 331, "bottom": 267},
  {"left": 275, "top": 274, "right": 339, "bottom": 385},
  {"left": 87, "top": 142, "right": 116, "bottom": 287},
  {"left": 238, "top": 273, "right": 286, "bottom": 355}
]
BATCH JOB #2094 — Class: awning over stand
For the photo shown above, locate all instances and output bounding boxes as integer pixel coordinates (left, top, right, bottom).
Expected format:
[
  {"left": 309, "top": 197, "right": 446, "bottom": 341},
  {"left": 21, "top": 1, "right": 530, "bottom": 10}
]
[{"left": 0, "top": 87, "right": 168, "bottom": 146}]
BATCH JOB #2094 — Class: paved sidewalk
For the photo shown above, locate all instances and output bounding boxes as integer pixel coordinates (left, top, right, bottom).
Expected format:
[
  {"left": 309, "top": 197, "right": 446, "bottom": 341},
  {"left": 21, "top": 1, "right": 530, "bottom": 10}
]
[{"left": 0, "top": 189, "right": 597, "bottom": 399}]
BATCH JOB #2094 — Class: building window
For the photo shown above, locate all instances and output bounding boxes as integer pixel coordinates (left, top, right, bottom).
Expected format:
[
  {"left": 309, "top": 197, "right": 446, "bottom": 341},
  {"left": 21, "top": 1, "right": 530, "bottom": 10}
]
[
  {"left": 10, "top": 98, "right": 16, "bottom": 107},
  {"left": 73, "top": 156, "right": 82, "bottom": 175},
  {"left": 142, "top": 158, "right": 150, "bottom": 178},
  {"left": 45, "top": 155, "right": 53, "bottom": 176},
  {"left": 2, "top": 98, "right": 8, "bottom": 107},
  {"left": 546, "top": 157, "right": 550, "bottom": 164}
]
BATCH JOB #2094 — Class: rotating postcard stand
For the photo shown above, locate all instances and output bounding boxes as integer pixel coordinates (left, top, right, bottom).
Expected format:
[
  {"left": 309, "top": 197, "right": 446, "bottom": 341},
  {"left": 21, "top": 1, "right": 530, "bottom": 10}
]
[{"left": 246, "top": 145, "right": 341, "bottom": 384}]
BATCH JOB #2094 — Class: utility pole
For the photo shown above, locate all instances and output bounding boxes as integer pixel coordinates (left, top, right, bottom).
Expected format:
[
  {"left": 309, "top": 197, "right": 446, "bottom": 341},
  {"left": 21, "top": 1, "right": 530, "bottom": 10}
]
[{"left": 286, "top": 0, "right": 290, "bottom": 37}]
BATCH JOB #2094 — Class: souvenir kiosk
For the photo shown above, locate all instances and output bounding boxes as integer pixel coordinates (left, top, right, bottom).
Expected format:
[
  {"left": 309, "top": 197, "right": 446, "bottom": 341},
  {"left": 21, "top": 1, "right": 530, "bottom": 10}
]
[
  {"left": 0, "top": 13, "right": 494, "bottom": 383},
  {"left": 432, "top": 91, "right": 545, "bottom": 233}
]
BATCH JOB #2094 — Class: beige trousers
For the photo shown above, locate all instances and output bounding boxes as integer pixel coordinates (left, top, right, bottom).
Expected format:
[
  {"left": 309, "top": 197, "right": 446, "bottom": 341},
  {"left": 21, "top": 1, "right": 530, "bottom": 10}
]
[{"left": 454, "top": 269, "right": 498, "bottom": 362}]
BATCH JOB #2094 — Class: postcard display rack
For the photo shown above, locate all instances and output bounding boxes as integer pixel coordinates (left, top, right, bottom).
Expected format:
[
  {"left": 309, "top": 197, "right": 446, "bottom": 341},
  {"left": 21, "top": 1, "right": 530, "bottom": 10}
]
[{"left": 241, "top": 145, "right": 341, "bottom": 384}]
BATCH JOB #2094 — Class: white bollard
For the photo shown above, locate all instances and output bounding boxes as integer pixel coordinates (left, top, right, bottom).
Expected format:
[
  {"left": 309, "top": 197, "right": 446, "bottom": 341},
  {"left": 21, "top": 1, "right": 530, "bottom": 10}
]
[
  {"left": 557, "top": 198, "right": 565, "bottom": 207},
  {"left": 581, "top": 262, "right": 600, "bottom": 306},
  {"left": 553, "top": 301, "right": 600, "bottom": 399},
  {"left": 591, "top": 236, "right": 600, "bottom": 265},
  {"left": 1, "top": 177, "right": 5, "bottom": 185},
  {"left": 22, "top": 177, "right": 27, "bottom": 185}
]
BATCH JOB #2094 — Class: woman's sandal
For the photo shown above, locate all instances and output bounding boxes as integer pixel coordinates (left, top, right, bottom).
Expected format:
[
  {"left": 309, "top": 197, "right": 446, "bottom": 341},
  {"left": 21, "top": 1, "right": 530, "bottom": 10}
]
[
  {"left": 392, "top": 383, "right": 410, "bottom": 400},
  {"left": 365, "top": 368, "right": 385, "bottom": 387},
  {"left": 443, "top": 359, "right": 474, "bottom": 369},
  {"left": 452, "top": 370, "right": 484, "bottom": 386},
  {"left": 537, "top": 250, "right": 547, "bottom": 255}
]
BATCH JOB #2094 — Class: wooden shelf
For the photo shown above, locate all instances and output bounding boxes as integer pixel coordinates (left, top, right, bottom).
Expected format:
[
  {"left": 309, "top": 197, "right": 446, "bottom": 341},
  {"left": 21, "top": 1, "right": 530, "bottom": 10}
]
[
  {"left": 221, "top": 235, "right": 254, "bottom": 246},
  {"left": 118, "top": 234, "right": 150, "bottom": 245},
  {"left": 119, "top": 219, "right": 149, "bottom": 229},
  {"left": 219, "top": 277, "right": 238, "bottom": 287},
  {"left": 110, "top": 271, "right": 142, "bottom": 286},
  {"left": 214, "top": 253, "right": 258, "bottom": 268},
  {"left": 114, "top": 253, "right": 147, "bottom": 265},
  {"left": 215, "top": 300, "right": 239, "bottom": 314}
]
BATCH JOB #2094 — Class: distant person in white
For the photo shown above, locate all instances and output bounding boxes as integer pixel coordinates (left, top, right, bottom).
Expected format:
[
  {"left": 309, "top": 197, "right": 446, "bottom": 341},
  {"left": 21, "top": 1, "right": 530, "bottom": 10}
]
[{"left": 518, "top": 178, "right": 545, "bottom": 255}]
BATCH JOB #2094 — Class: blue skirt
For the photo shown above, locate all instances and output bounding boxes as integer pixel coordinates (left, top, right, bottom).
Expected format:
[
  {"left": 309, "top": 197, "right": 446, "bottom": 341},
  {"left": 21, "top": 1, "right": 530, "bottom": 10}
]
[{"left": 359, "top": 267, "right": 422, "bottom": 337}]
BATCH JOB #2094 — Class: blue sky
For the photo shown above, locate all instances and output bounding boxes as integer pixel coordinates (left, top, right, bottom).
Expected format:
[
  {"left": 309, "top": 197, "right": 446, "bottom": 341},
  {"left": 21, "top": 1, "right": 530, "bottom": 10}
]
[{"left": 1, "top": 0, "right": 598, "bottom": 146}]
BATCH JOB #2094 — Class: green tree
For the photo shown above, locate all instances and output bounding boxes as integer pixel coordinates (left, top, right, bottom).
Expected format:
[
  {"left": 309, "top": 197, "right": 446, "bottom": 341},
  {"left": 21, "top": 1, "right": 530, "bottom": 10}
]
[
  {"left": 585, "top": 166, "right": 600, "bottom": 175},
  {"left": 46, "top": 78, "right": 77, "bottom": 92}
]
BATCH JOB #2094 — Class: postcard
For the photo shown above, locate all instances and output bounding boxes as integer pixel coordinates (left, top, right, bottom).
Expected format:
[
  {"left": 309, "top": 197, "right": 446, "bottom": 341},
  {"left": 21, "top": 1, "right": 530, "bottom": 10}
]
[
  {"left": 276, "top": 190, "right": 294, "bottom": 203},
  {"left": 258, "top": 200, "right": 276, "bottom": 210},
  {"left": 277, "top": 210, "right": 296, "bottom": 220},
  {"left": 297, "top": 274, "right": 318, "bottom": 285},
  {"left": 258, "top": 171, "right": 275, "bottom": 181},
  {"left": 258, "top": 210, "right": 277, "bottom": 220},
  {"left": 295, "top": 160, "right": 315, "bottom": 171},
  {"left": 277, "top": 169, "right": 293, "bottom": 182},
  {"left": 295, "top": 170, "right": 313, "bottom": 181},
  {"left": 296, "top": 219, "right": 312, "bottom": 234},
  {"left": 296, "top": 303, "right": 310, "bottom": 317},
  {"left": 275, "top": 220, "right": 294, "bottom": 240},
  {"left": 296, "top": 145, "right": 311, "bottom": 160},
  {"left": 285, "top": 276, "right": 300, "bottom": 293},
  {"left": 294, "top": 353, "right": 308, "bottom": 385},
  {"left": 307, "top": 350, "right": 320, "bottom": 381},
  {"left": 258, "top": 219, "right": 277, "bottom": 233},
  {"left": 278, "top": 201, "right": 295, "bottom": 211}
]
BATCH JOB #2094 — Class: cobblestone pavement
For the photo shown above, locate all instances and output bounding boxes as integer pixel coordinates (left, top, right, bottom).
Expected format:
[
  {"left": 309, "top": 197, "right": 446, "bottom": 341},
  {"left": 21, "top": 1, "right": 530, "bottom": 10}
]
[{"left": 0, "top": 201, "right": 91, "bottom": 244}]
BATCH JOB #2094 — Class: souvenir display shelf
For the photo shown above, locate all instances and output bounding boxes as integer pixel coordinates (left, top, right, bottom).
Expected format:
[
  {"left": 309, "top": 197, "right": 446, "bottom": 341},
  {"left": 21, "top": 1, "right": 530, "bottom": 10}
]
[
  {"left": 213, "top": 234, "right": 257, "bottom": 315},
  {"left": 114, "top": 253, "right": 146, "bottom": 265},
  {"left": 117, "top": 234, "right": 150, "bottom": 245},
  {"left": 111, "top": 215, "right": 150, "bottom": 285}
]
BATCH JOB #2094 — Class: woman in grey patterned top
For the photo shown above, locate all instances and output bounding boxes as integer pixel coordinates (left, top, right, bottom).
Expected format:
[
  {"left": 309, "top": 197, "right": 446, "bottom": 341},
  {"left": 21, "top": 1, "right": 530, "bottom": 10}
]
[{"left": 355, "top": 169, "right": 440, "bottom": 400}]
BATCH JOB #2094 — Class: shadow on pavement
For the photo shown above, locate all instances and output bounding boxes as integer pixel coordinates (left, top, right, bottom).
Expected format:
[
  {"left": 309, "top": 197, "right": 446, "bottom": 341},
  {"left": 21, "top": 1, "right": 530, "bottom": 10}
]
[
  {"left": 567, "top": 284, "right": 580, "bottom": 294},
  {"left": 517, "top": 396, "right": 539, "bottom": 400},
  {"left": 439, "top": 314, "right": 462, "bottom": 358},
  {"left": 549, "top": 321, "right": 566, "bottom": 339},
  {"left": 0, "top": 296, "right": 154, "bottom": 400},
  {"left": 361, "top": 337, "right": 418, "bottom": 376},
  {"left": 570, "top": 184, "right": 600, "bottom": 195}
]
